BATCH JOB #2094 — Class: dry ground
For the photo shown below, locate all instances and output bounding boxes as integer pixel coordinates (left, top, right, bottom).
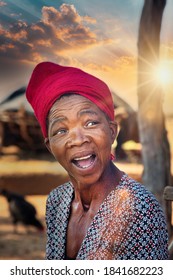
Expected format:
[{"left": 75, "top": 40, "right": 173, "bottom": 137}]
[
  {"left": 0, "top": 195, "right": 47, "bottom": 260},
  {"left": 0, "top": 117, "right": 172, "bottom": 260}
]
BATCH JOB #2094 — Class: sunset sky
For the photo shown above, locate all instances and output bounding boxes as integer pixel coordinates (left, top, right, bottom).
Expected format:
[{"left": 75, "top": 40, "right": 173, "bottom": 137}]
[{"left": 0, "top": 0, "right": 173, "bottom": 114}]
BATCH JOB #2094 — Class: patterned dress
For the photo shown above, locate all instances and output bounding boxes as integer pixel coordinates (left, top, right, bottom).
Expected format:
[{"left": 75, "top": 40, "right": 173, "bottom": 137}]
[{"left": 45, "top": 173, "right": 169, "bottom": 259}]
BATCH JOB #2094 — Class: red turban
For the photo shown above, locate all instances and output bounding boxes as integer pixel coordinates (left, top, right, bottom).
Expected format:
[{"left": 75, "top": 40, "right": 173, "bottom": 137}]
[{"left": 26, "top": 62, "right": 114, "bottom": 137}]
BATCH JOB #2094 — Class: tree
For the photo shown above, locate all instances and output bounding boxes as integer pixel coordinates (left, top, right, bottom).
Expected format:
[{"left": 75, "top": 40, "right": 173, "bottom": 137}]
[{"left": 137, "top": 0, "right": 172, "bottom": 232}]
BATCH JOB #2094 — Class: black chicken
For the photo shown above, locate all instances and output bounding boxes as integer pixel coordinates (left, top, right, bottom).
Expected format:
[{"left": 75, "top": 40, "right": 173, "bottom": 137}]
[{"left": 0, "top": 189, "right": 44, "bottom": 233}]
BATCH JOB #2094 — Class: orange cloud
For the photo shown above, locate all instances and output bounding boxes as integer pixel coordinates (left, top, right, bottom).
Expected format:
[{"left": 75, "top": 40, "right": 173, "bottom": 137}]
[
  {"left": 41, "top": 5, "right": 98, "bottom": 48},
  {"left": 0, "top": 1, "right": 141, "bottom": 79},
  {"left": 0, "top": 3, "right": 102, "bottom": 64}
]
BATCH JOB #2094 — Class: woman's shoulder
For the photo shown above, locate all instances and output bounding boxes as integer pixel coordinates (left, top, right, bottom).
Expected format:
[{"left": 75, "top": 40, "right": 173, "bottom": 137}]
[
  {"left": 118, "top": 173, "right": 168, "bottom": 233},
  {"left": 119, "top": 173, "right": 152, "bottom": 195},
  {"left": 118, "top": 173, "right": 162, "bottom": 210},
  {"left": 47, "top": 181, "right": 73, "bottom": 204}
]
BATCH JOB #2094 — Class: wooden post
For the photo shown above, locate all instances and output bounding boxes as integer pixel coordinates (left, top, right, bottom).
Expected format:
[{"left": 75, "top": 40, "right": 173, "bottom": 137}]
[
  {"left": 137, "top": 0, "right": 172, "bottom": 234},
  {"left": 0, "top": 121, "right": 4, "bottom": 154}
]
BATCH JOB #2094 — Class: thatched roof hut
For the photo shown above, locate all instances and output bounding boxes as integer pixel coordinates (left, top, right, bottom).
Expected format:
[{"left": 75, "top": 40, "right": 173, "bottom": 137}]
[{"left": 0, "top": 87, "right": 45, "bottom": 152}]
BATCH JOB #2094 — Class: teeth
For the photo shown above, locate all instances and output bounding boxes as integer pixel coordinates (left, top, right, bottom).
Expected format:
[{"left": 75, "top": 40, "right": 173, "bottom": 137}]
[
  {"left": 81, "top": 165, "right": 90, "bottom": 169},
  {"left": 74, "top": 154, "right": 92, "bottom": 161}
]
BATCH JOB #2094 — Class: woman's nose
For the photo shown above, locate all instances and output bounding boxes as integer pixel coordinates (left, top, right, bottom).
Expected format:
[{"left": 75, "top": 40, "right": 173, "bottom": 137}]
[{"left": 66, "top": 127, "right": 89, "bottom": 147}]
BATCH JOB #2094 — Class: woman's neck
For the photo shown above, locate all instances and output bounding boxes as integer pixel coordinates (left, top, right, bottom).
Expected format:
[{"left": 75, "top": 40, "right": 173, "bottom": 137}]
[{"left": 70, "top": 162, "right": 123, "bottom": 211}]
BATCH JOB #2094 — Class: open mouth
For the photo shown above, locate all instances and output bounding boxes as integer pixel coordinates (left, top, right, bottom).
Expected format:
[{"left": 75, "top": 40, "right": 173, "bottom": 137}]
[{"left": 72, "top": 154, "right": 96, "bottom": 169}]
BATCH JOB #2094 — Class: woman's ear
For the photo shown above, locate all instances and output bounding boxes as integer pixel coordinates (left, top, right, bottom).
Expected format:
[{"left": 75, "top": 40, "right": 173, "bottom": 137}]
[
  {"left": 109, "top": 121, "right": 118, "bottom": 144},
  {"left": 44, "top": 137, "right": 52, "bottom": 153}
]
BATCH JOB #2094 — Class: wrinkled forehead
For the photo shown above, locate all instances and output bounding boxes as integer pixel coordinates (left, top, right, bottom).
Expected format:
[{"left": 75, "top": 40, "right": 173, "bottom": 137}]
[
  {"left": 48, "top": 93, "right": 110, "bottom": 121},
  {"left": 50, "top": 93, "right": 89, "bottom": 110}
]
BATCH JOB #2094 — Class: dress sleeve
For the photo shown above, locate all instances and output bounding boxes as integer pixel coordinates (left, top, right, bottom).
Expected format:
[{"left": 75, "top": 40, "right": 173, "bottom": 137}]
[
  {"left": 115, "top": 187, "right": 169, "bottom": 260},
  {"left": 45, "top": 189, "right": 59, "bottom": 259}
]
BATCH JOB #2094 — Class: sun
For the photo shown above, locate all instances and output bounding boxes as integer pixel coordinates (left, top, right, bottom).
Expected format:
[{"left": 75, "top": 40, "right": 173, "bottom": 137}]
[{"left": 154, "top": 62, "right": 172, "bottom": 87}]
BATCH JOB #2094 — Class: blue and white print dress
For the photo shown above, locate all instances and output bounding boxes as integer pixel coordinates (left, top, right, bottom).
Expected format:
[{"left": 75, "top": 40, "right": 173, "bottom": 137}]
[{"left": 45, "top": 173, "right": 169, "bottom": 260}]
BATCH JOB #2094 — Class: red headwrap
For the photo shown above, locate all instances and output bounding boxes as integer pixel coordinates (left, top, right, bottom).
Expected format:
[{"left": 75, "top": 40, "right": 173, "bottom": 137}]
[{"left": 26, "top": 62, "right": 114, "bottom": 137}]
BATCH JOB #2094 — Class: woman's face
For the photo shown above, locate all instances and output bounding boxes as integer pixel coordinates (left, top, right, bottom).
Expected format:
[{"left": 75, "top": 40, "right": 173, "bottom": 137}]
[{"left": 46, "top": 94, "right": 117, "bottom": 185}]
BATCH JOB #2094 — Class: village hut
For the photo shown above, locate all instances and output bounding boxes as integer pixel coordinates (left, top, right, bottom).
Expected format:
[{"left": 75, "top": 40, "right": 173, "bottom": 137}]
[{"left": 0, "top": 87, "right": 45, "bottom": 153}]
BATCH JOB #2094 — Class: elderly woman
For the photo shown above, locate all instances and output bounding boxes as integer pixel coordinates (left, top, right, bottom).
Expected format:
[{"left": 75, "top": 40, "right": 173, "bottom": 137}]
[{"left": 26, "top": 62, "right": 169, "bottom": 260}]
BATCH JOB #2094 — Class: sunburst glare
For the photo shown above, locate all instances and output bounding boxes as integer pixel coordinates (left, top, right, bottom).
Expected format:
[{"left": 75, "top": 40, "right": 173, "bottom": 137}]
[{"left": 154, "top": 62, "right": 172, "bottom": 87}]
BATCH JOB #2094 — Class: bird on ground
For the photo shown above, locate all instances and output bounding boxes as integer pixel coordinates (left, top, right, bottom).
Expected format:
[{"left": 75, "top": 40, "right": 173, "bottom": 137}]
[{"left": 0, "top": 189, "right": 44, "bottom": 233}]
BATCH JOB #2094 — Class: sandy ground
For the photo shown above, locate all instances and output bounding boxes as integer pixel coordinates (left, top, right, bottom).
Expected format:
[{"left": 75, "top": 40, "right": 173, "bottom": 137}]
[{"left": 0, "top": 195, "right": 47, "bottom": 260}]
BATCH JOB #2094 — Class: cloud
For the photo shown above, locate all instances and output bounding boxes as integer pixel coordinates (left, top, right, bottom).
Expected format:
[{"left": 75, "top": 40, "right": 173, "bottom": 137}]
[
  {"left": 42, "top": 4, "right": 96, "bottom": 26},
  {"left": 0, "top": 2, "right": 140, "bottom": 80},
  {"left": 40, "top": 4, "right": 98, "bottom": 48},
  {"left": 0, "top": 2, "right": 144, "bottom": 100},
  {"left": 0, "top": 3, "right": 103, "bottom": 65}
]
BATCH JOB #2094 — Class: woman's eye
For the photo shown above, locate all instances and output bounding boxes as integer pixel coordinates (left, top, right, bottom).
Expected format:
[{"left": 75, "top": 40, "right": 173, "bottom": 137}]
[
  {"left": 54, "top": 128, "right": 67, "bottom": 136},
  {"left": 86, "top": 121, "right": 98, "bottom": 127}
]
